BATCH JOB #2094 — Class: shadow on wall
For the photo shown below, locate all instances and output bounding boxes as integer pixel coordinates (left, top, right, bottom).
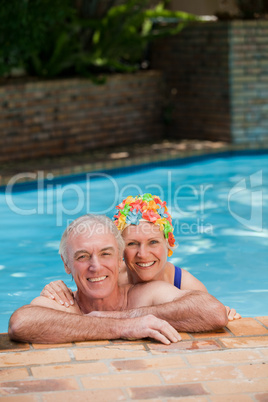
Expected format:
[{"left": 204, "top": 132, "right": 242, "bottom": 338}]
[{"left": 169, "top": 0, "right": 239, "bottom": 16}]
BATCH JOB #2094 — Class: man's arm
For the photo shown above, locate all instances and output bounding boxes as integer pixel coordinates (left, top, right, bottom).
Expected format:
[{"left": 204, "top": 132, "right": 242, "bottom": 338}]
[
  {"left": 136, "top": 289, "right": 228, "bottom": 332},
  {"left": 8, "top": 299, "right": 181, "bottom": 345},
  {"left": 90, "top": 283, "right": 229, "bottom": 332}
]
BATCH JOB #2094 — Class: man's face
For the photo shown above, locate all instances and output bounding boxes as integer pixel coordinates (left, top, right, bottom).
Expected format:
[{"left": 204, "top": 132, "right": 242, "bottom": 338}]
[{"left": 65, "top": 227, "right": 122, "bottom": 300}]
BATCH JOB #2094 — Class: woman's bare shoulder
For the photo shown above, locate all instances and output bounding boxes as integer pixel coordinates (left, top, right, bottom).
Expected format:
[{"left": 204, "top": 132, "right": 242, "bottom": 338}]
[{"left": 127, "top": 280, "right": 181, "bottom": 309}]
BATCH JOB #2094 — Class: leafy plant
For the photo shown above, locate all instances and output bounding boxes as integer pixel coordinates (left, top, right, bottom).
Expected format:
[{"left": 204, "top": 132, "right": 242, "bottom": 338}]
[
  {"left": 0, "top": 0, "right": 75, "bottom": 77},
  {"left": 0, "top": 0, "right": 198, "bottom": 79},
  {"left": 84, "top": 1, "right": 197, "bottom": 73}
]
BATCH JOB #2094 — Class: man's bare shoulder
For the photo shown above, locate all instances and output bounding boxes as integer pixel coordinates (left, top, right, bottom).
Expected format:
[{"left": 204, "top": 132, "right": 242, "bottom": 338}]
[
  {"left": 127, "top": 281, "right": 185, "bottom": 309},
  {"left": 31, "top": 296, "right": 82, "bottom": 314}
]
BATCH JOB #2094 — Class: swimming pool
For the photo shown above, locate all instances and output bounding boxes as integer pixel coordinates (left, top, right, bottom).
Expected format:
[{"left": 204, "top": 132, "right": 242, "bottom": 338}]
[{"left": 1, "top": 151, "right": 267, "bottom": 333}]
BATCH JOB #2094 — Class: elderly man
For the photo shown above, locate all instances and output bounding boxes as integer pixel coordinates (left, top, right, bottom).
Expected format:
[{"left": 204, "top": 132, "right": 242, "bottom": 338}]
[{"left": 9, "top": 214, "right": 228, "bottom": 345}]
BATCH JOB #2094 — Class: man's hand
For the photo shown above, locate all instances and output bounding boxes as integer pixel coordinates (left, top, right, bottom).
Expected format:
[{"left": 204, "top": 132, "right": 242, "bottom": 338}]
[
  {"left": 122, "top": 315, "right": 181, "bottom": 345},
  {"left": 40, "top": 280, "right": 74, "bottom": 308},
  {"left": 88, "top": 312, "right": 181, "bottom": 345},
  {"left": 225, "top": 306, "right": 241, "bottom": 321}
]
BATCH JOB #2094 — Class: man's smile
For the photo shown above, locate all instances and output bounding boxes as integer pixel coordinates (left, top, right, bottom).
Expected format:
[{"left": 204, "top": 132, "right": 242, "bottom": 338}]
[{"left": 87, "top": 276, "right": 107, "bottom": 283}]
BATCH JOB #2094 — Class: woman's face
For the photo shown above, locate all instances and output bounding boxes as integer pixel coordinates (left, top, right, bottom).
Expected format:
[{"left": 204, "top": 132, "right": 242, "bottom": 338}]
[{"left": 122, "top": 221, "right": 169, "bottom": 283}]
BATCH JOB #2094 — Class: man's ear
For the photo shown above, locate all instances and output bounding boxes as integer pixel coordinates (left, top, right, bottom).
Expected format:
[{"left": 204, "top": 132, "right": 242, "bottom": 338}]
[{"left": 61, "top": 255, "right": 71, "bottom": 274}]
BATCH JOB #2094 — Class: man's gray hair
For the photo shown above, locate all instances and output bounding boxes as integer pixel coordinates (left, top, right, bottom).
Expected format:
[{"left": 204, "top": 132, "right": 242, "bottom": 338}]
[{"left": 59, "top": 214, "right": 125, "bottom": 262}]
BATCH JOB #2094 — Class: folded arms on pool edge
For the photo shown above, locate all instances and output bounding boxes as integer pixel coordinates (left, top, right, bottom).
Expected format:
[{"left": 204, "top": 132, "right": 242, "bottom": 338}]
[{"left": 8, "top": 289, "right": 228, "bottom": 344}]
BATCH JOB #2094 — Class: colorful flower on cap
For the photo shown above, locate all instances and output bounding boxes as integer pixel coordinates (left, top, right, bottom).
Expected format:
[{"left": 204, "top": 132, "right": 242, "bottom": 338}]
[
  {"left": 158, "top": 206, "right": 168, "bottom": 219},
  {"left": 130, "top": 199, "right": 145, "bottom": 212},
  {"left": 126, "top": 209, "right": 143, "bottom": 225},
  {"left": 114, "top": 193, "right": 176, "bottom": 255},
  {"left": 142, "top": 209, "right": 159, "bottom": 223},
  {"left": 115, "top": 213, "right": 127, "bottom": 231}
]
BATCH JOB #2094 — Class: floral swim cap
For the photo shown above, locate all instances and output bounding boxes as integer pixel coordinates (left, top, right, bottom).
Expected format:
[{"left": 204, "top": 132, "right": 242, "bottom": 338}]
[{"left": 113, "top": 193, "right": 176, "bottom": 256}]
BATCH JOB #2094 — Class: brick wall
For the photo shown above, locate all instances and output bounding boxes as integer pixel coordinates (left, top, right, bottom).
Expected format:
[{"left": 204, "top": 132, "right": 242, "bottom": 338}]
[
  {"left": 0, "top": 71, "right": 164, "bottom": 163},
  {"left": 229, "top": 21, "right": 268, "bottom": 143},
  {"left": 151, "top": 20, "right": 268, "bottom": 144},
  {"left": 2, "top": 21, "right": 268, "bottom": 163}
]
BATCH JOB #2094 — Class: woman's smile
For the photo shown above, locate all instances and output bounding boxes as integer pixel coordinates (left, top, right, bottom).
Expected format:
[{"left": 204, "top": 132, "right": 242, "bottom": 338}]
[{"left": 135, "top": 261, "right": 155, "bottom": 268}]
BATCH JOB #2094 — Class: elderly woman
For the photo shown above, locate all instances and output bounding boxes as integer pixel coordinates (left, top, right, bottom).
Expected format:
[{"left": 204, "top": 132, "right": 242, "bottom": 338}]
[{"left": 42, "top": 193, "right": 240, "bottom": 320}]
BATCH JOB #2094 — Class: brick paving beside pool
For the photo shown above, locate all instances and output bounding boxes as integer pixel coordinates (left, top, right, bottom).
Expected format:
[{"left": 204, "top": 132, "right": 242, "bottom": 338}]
[{"left": 0, "top": 316, "right": 268, "bottom": 401}]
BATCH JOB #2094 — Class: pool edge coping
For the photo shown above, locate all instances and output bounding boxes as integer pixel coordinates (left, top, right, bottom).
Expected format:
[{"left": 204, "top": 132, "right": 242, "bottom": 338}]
[{"left": 1, "top": 141, "right": 268, "bottom": 191}]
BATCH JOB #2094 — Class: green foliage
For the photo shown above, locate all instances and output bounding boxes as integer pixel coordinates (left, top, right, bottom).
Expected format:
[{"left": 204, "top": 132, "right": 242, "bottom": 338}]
[
  {"left": 86, "top": 0, "right": 197, "bottom": 73},
  {"left": 0, "top": 0, "right": 76, "bottom": 77},
  {"left": 0, "top": 0, "right": 198, "bottom": 79}
]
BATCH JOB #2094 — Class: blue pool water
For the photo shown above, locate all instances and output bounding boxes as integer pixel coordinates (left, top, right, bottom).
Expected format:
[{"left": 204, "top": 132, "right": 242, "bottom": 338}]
[{"left": 0, "top": 151, "right": 268, "bottom": 333}]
